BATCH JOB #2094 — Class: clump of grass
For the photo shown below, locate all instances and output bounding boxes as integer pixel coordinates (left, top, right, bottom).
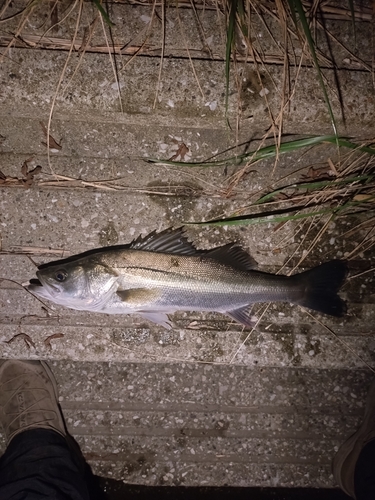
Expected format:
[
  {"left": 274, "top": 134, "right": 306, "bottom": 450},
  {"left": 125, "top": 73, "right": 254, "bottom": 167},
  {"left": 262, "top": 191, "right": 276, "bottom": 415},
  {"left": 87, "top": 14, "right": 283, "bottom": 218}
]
[
  {"left": 187, "top": 143, "right": 375, "bottom": 231},
  {"left": 286, "top": 0, "right": 338, "bottom": 136}
]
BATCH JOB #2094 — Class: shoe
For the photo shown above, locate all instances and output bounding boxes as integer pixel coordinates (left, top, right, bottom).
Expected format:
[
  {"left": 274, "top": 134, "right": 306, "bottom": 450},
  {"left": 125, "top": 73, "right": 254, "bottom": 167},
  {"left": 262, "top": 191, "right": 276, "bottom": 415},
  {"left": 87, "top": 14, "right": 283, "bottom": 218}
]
[
  {"left": 332, "top": 379, "right": 375, "bottom": 498},
  {"left": 0, "top": 360, "right": 66, "bottom": 444}
]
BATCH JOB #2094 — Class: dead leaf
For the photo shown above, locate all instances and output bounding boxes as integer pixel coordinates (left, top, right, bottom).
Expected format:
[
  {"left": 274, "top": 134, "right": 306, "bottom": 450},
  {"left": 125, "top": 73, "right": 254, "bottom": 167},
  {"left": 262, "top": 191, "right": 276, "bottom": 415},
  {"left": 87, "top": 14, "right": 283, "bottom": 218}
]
[
  {"left": 5, "top": 333, "right": 36, "bottom": 349},
  {"left": 29, "top": 165, "right": 42, "bottom": 176},
  {"left": 44, "top": 333, "right": 64, "bottom": 350},
  {"left": 301, "top": 166, "right": 335, "bottom": 181},
  {"left": 40, "top": 121, "right": 62, "bottom": 151},
  {"left": 20, "top": 160, "right": 42, "bottom": 188},
  {"left": 168, "top": 142, "right": 189, "bottom": 161}
]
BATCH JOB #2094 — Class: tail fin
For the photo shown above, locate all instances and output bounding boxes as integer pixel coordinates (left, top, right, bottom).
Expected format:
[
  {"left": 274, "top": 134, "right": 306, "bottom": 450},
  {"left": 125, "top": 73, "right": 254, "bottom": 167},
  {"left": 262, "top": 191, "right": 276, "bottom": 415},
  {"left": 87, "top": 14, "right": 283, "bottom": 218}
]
[{"left": 293, "top": 260, "right": 348, "bottom": 317}]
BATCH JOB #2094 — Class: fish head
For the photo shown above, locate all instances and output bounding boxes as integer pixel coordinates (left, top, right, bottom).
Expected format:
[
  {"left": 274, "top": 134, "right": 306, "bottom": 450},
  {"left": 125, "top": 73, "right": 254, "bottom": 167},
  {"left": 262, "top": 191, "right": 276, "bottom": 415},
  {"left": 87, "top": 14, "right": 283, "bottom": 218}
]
[{"left": 27, "top": 257, "right": 119, "bottom": 310}]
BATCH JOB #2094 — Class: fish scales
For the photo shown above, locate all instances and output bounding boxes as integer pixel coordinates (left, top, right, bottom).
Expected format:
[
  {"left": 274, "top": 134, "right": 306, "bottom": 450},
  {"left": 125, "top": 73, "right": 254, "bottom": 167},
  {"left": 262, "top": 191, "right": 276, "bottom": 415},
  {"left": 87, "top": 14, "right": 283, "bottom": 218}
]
[{"left": 102, "top": 250, "right": 300, "bottom": 304}]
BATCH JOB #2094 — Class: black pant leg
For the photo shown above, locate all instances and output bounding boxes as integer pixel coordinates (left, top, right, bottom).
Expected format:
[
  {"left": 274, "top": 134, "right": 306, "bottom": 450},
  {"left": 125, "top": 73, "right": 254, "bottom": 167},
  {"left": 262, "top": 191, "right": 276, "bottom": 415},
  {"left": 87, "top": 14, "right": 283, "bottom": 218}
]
[
  {"left": 354, "top": 438, "right": 375, "bottom": 500},
  {"left": 0, "top": 428, "right": 90, "bottom": 500}
]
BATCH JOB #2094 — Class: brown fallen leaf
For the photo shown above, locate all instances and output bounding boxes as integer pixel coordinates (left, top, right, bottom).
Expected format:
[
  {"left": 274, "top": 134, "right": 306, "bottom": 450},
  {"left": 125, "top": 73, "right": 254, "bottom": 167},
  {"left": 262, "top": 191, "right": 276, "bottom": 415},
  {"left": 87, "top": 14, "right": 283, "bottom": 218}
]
[
  {"left": 24, "top": 165, "right": 42, "bottom": 187},
  {"left": 44, "top": 333, "right": 65, "bottom": 350},
  {"left": 40, "top": 121, "right": 62, "bottom": 151},
  {"left": 5, "top": 333, "right": 36, "bottom": 349},
  {"left": 301, "top": 166, "right": 335, "bottom": 181},
  {"left": 0, "top": 162, "right": 42, "bottom": 188},
  {"left": 21, "top": 159, "right": 42, "bottom": 188},
  {"left": 168, "top": 142, "right": 189, "bottom": 161}
]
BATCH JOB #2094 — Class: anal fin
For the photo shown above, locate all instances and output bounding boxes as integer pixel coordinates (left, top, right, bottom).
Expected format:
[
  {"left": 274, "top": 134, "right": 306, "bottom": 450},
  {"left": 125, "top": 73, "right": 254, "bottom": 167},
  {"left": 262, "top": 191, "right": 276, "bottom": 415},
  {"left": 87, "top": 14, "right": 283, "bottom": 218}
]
[{"left": 226, "top": 305, "right": 254, "bottom": 327}]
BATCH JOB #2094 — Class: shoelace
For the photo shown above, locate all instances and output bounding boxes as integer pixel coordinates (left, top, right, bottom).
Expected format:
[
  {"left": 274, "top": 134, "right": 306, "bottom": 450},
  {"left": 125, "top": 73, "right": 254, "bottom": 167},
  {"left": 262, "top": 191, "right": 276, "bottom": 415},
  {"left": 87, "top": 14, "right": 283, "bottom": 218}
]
[{"left": 2, "top": 380, "right": 58, "bottom": 434}]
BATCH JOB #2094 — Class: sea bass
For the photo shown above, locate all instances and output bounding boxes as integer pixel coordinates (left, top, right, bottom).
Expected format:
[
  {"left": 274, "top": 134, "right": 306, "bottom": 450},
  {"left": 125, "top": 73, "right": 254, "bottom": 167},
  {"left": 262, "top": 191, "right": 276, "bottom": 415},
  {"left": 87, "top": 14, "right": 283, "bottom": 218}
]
[{"left": 26, "top": 227, "right": 348, "bottom": 328}]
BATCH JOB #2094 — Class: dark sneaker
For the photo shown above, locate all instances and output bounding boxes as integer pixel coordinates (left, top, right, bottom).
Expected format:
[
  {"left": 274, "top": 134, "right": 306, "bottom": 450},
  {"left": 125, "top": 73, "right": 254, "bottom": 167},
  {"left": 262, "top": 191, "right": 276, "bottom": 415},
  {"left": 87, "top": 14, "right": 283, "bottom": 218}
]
[
  {"left": 332, "top": 379, "right": 375, "bottom": 498},
  {"left": 0, "top": 360, "right": 66, "bottom": 444}
]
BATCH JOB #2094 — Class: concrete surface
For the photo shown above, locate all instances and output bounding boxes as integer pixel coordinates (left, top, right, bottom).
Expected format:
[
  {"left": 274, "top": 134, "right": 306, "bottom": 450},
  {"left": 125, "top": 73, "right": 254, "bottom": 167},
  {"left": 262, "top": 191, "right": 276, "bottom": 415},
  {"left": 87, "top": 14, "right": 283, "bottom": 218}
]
[{"left": 0, "top": 0, "right": 374, "bottom": 490}]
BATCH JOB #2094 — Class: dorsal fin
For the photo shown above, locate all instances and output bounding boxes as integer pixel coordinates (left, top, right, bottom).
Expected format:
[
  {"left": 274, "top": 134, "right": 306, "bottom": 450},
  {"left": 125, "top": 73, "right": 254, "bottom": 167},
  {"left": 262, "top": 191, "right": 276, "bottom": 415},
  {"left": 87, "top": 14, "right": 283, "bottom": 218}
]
[
  {"left": 130, "top": 227, "right": 198, "bottom": 256},
  {"left": 206, "top": 244, "right": 257, "bottom": 271}
]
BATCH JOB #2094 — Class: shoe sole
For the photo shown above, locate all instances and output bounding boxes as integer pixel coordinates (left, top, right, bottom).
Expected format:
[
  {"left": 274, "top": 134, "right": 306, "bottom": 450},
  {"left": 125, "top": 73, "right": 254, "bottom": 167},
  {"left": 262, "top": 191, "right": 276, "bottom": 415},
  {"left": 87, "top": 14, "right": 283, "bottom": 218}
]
[{"left": 332, "top": 378, "right": 375, "bottom": 496}]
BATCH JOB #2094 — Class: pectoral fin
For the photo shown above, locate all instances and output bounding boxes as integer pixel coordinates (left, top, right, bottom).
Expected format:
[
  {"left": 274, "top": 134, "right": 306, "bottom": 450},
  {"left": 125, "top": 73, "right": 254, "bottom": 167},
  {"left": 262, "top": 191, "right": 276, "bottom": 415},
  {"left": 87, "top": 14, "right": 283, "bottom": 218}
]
[
  {"left": 116, "top": 289, "right": 172, "bottom": 328},
  {"left": 138, "top": 312, "right": 172, "bottom": 329},
  {"left": 116, "top": 288, "right": 160, "bottom": 306},
  {"left": 226, "top": 305, "right": 254, "bottom": 327}
]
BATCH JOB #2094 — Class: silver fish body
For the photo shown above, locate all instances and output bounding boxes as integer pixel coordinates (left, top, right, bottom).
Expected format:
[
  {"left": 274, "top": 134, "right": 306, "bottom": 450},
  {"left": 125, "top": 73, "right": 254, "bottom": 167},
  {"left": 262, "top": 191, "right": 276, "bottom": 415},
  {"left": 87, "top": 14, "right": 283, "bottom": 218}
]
[{"left": 26, "top": 228, "right": 348, "bottom": 328}]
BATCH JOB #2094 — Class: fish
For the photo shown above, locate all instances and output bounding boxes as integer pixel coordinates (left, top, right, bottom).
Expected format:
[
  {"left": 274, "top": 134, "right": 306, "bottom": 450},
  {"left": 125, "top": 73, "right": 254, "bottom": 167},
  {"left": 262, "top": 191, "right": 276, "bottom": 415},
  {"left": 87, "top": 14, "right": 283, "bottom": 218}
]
[{"left": 26, "top": 227, "right": 348, "bottom": 329}]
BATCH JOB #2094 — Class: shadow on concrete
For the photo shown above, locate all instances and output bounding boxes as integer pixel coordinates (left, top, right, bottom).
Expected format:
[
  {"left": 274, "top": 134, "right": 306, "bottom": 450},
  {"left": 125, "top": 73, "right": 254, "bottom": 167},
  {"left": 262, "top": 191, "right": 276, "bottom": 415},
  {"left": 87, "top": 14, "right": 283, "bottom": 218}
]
[{"left": 98, "top": 477, "right": 351, "bottom": 500}]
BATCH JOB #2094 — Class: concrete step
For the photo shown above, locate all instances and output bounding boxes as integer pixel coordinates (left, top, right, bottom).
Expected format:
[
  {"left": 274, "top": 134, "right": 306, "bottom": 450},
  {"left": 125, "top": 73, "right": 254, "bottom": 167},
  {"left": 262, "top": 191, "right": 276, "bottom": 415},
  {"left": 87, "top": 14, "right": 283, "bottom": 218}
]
[{"left": 0, "top": 360, "right": 371, "bottom": 487}]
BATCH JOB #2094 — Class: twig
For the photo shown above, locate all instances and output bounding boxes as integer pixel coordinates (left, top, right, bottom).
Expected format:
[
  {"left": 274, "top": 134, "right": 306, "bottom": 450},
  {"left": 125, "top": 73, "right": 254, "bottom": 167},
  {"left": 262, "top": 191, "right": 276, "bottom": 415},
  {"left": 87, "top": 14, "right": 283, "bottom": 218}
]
[{"left": 153, "top": 0, "right": 165, "bottom": 108}]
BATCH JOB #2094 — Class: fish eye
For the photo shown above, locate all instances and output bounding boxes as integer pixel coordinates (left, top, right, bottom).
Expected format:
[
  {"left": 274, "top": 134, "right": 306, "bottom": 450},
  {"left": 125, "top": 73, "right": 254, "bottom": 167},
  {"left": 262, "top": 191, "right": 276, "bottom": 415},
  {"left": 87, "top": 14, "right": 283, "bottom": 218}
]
[{"left": 55, "top": 270, "right": 68, "bottom": 282}]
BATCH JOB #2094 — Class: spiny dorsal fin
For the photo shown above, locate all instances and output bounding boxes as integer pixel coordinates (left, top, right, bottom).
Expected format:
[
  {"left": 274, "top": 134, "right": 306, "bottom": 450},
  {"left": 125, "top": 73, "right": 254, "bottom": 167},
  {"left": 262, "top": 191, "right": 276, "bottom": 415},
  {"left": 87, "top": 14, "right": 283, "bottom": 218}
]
[
  {"left": 206, "top": 244, "right": 257, "bottom": 271},
  {"left": 130, "top": 227, "right": 198, "bottom": 256}
]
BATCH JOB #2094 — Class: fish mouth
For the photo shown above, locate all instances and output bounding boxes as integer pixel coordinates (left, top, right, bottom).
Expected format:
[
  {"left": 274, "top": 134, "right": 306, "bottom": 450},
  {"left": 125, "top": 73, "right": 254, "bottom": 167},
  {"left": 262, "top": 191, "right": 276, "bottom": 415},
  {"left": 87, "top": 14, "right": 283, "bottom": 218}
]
[
  {"left": 28, "top": 278, "right": 42, "bottom": 287},
  {"left": 25, "top": 277, "right": 51, "bottom": 300},
  {"left": 27, "top": 272, "right": 61, "bottom": 296}
]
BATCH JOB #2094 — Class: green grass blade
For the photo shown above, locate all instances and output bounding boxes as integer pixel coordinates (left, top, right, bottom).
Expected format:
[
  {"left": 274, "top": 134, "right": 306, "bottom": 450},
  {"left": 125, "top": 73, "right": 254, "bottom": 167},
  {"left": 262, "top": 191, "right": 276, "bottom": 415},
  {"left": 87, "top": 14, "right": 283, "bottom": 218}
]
[
  {"left": 188, "top": 207, "right": 335, "bottom": 227},
  {"left": 91, "top": 0, "right": 114, "bottom": 26},
  {"left": 255, "top": 173, "right": 375, "bottom": 204},
  {"left": 145, "top": 136, "right": 375, "bottom": 168},
  {"left": 287, "top": 0, "right": 338, "bottom": 136},
  {"left": 187, "top": 197, "right": 374, "bottom": 227}
]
